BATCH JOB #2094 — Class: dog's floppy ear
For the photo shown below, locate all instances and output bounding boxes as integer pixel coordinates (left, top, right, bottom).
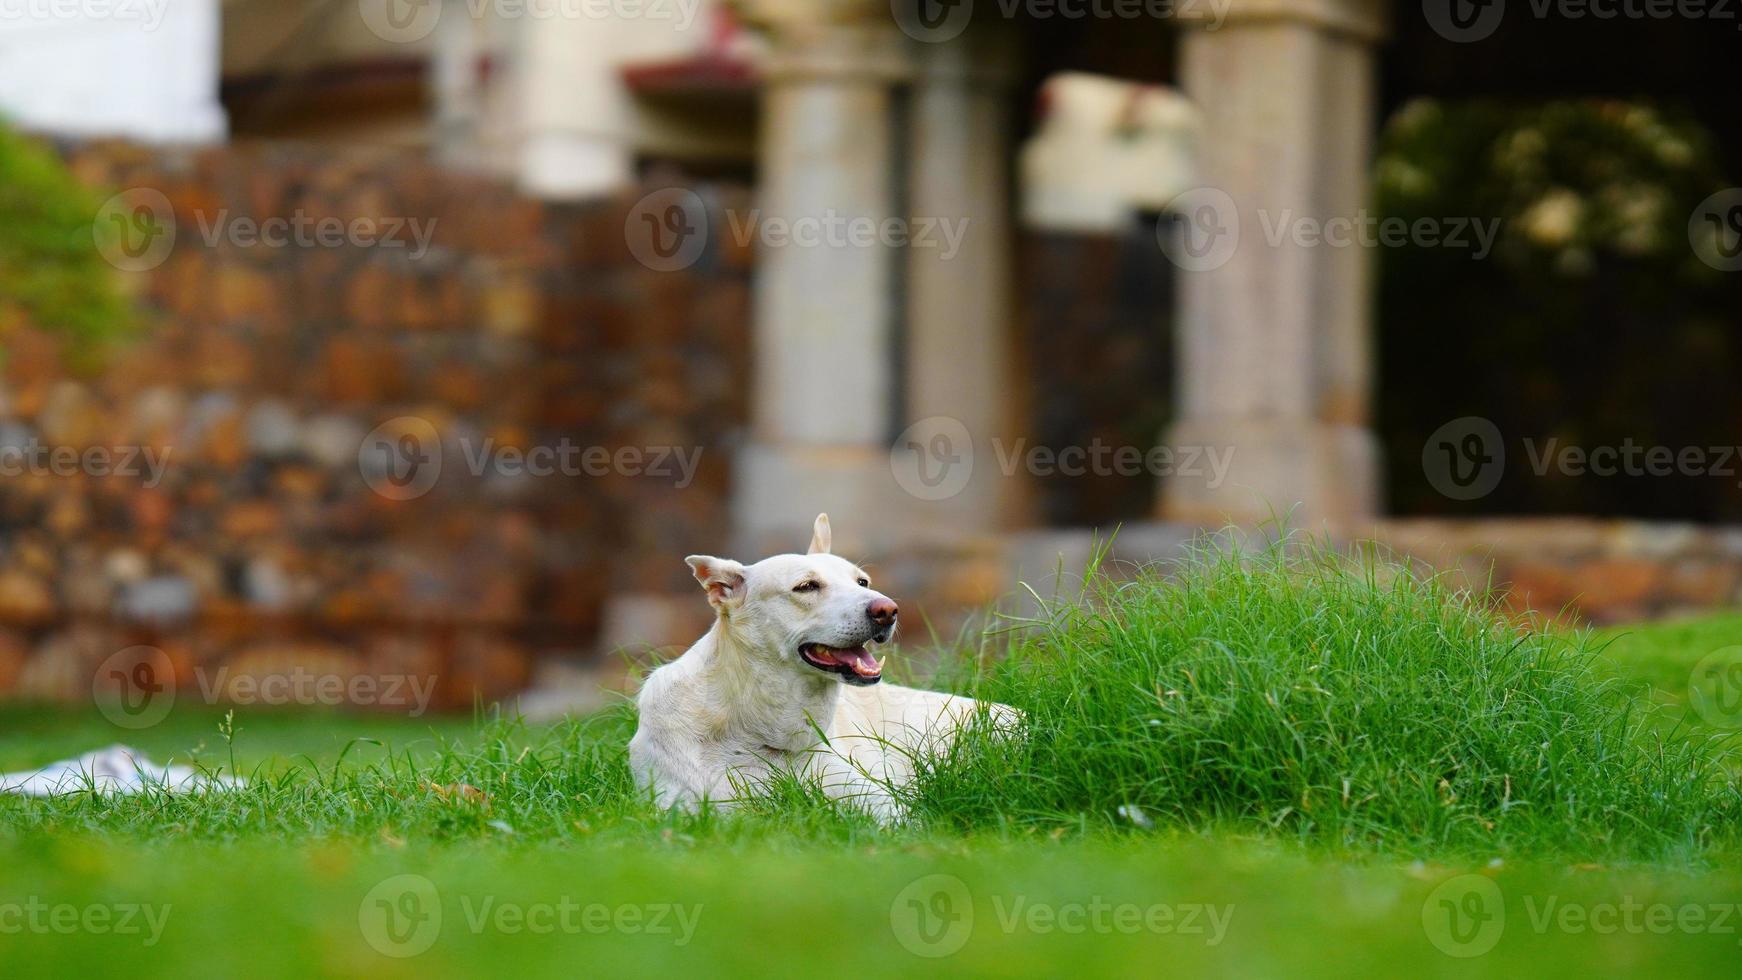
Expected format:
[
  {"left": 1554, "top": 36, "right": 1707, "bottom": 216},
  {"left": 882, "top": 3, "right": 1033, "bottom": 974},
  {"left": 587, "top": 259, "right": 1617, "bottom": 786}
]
[
  {"left": 807, "top": 513, "right": 832, "bottom": 555},
  {"left": 686, "top": 555, "right": 747, "bottom": 609}
]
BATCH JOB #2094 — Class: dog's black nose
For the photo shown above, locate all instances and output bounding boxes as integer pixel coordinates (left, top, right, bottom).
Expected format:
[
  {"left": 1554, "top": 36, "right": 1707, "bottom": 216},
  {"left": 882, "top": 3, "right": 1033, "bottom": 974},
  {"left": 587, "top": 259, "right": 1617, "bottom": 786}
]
[{"left": 867, "top": 597, "right": 898, "bottom": 627}]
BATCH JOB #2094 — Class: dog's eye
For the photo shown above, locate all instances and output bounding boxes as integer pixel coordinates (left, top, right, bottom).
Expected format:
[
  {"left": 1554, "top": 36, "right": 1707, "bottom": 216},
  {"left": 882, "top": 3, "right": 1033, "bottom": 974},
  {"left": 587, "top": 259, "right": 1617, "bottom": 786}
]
[
  {"left": 793, "top": 581, "right": 820, "bottom": 593},
  {"left": 856, "top": 577, "right": 869, "bottom": 587}
]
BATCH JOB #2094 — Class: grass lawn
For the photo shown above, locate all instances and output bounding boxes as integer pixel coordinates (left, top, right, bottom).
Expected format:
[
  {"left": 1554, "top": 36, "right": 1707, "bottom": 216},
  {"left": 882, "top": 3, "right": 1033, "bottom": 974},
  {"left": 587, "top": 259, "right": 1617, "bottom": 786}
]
[{"left": 2, "top": 546, "right": 1740, "bottom": 978}]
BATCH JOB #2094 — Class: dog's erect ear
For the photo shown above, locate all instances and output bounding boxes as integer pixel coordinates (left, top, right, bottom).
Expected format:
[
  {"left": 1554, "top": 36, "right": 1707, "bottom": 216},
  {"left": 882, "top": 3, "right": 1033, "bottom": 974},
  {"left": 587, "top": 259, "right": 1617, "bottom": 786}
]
[
  {"left": 686, "top": 555, "right": 747, "bottom": 609},
  {"left": 807, "top": 513, "right": 832, "bottom": 555}
]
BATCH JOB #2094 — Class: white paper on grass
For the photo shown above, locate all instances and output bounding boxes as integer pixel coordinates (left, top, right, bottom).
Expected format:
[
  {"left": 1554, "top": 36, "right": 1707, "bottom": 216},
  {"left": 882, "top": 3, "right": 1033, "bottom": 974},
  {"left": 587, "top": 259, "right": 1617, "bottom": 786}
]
[{"left": 0, "top": 745, "right": 243, "bottom": 796}]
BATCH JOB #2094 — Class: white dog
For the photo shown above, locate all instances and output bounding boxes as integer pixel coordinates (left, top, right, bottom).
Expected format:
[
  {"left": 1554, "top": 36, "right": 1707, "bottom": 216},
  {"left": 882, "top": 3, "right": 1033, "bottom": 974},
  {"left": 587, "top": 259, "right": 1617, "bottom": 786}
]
[{"left": 629, "top": 514, "right": 1017, "bottom": 822}]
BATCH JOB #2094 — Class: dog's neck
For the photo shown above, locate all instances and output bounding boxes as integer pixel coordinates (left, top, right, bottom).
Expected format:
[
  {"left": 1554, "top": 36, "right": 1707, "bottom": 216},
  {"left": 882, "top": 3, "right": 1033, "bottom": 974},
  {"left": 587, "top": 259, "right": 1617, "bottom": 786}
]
[{"left": 695, "top": 618, "right": 841, "bottom": 752}]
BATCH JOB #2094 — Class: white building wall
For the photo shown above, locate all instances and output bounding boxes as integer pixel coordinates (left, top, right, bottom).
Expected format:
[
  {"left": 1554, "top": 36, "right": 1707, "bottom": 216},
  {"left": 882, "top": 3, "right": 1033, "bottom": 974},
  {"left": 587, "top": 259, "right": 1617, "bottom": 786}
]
[{"left": 0, "top": 0, "right": 226, "bottom": 143}]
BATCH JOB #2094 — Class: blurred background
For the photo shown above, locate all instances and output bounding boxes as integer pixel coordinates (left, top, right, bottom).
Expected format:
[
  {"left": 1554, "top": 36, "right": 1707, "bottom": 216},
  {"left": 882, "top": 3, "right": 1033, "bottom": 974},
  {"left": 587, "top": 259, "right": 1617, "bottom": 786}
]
[{"left": 1, "top": 0, "right": 1740, "bottom": 716}]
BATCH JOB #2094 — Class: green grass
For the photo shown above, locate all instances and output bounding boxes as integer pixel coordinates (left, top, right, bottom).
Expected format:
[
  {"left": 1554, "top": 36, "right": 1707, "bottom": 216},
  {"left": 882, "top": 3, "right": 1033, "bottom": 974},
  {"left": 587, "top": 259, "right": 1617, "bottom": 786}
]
[
  {"left": 1594, "top": 612, "right": 1742, "bottom": 742},
  {"left": 2, "top": 539, "right": 1741, "bottom": 976},
  {"left": 905, "top": 542, "right": 1739, "bottom": 861}
]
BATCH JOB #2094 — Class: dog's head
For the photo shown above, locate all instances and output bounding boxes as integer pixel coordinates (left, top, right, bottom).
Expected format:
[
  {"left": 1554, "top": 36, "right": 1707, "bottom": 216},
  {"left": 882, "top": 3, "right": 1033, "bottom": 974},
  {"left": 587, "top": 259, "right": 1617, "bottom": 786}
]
[{"left": 686, "top": 514, "right": 897, "bottom": 686}]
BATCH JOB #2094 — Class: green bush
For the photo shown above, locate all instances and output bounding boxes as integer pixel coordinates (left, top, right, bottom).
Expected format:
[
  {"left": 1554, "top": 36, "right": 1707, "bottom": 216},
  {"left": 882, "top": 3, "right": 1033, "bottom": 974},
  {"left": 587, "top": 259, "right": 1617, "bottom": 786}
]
[
  {"left": 913, "top": 538, "right": 1739, "bottom": 861},
  {"left": 0, "top": 122, "right": 136, "bottom": 365}
]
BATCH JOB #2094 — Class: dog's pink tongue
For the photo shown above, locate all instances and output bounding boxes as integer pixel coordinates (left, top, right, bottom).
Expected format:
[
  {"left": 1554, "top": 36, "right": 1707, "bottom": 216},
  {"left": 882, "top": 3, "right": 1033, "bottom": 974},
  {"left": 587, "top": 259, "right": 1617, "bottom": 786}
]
[{"left": 837, "top": 647, "right": 881, "bottom": 677}]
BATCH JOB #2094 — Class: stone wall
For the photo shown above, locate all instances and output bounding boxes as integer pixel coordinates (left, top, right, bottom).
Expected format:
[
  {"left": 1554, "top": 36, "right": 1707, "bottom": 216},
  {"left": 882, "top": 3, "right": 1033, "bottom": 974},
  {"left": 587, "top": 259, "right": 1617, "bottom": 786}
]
[
  {"left": 0, "top": 140, "right": 751, "bottom": 707},
  {"left": 1370, "top": 519, "right": 1742, "bottom": 626}
]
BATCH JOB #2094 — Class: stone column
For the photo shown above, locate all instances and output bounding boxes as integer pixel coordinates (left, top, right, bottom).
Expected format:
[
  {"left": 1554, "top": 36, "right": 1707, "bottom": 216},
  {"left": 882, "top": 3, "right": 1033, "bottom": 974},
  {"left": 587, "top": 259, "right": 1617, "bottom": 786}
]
[
  {"left": 901, "top": 29, "right": 1026, "bottom": 538},
  {"left": 1161, "top": 0, "right": 1387, "bottom": 530},
  {"left": 733, "top": 8, "right": 911, "bottom": 554},
  {"left": 431, "top": 0, "right": 484, "bottom": 169}
]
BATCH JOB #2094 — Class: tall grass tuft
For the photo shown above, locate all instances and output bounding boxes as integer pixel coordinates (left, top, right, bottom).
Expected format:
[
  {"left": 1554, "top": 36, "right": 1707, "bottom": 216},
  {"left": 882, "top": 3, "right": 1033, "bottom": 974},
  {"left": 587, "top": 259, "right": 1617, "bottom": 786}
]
[{"left": 910, "top": 536, "right": 1739, "bottom": 861}]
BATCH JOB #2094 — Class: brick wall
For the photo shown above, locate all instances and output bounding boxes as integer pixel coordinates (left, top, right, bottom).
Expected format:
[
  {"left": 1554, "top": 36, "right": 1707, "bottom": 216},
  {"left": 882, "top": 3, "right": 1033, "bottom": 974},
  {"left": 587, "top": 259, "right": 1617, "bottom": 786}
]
[{"left": 0, "top": 141, "right": 751, "bottom": 706}]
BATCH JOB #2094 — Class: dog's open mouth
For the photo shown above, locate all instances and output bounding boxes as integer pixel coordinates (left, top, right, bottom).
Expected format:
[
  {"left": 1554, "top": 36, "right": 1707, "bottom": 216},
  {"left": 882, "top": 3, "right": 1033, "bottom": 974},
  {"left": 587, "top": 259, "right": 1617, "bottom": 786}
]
[{"left": 798, "top": 643, "right": 883, "bottom": 684}]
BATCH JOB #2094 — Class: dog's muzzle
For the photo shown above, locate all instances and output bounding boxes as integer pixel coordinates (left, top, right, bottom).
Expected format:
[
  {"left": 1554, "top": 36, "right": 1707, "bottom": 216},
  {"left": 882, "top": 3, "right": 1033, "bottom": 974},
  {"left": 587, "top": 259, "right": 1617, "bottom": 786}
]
[{"left": 798, "top": 642, "right": 884, "bottom": 685}]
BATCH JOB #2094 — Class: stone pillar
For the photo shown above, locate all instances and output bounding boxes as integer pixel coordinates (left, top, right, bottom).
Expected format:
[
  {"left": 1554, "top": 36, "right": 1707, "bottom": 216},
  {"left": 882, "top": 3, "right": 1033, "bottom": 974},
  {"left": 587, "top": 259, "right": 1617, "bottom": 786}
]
[
  {"left": 431, "top": 0, "right": 485, "bottom": 169},
  {"left": 901, "top": 29, "right": 1025, "bottom": 538},
  {"left": 1162, "top": 0, "right": 1387, "bottom": 530},
  {"left": 734, "top": 9, "right": 910, "bottom": 554}
]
